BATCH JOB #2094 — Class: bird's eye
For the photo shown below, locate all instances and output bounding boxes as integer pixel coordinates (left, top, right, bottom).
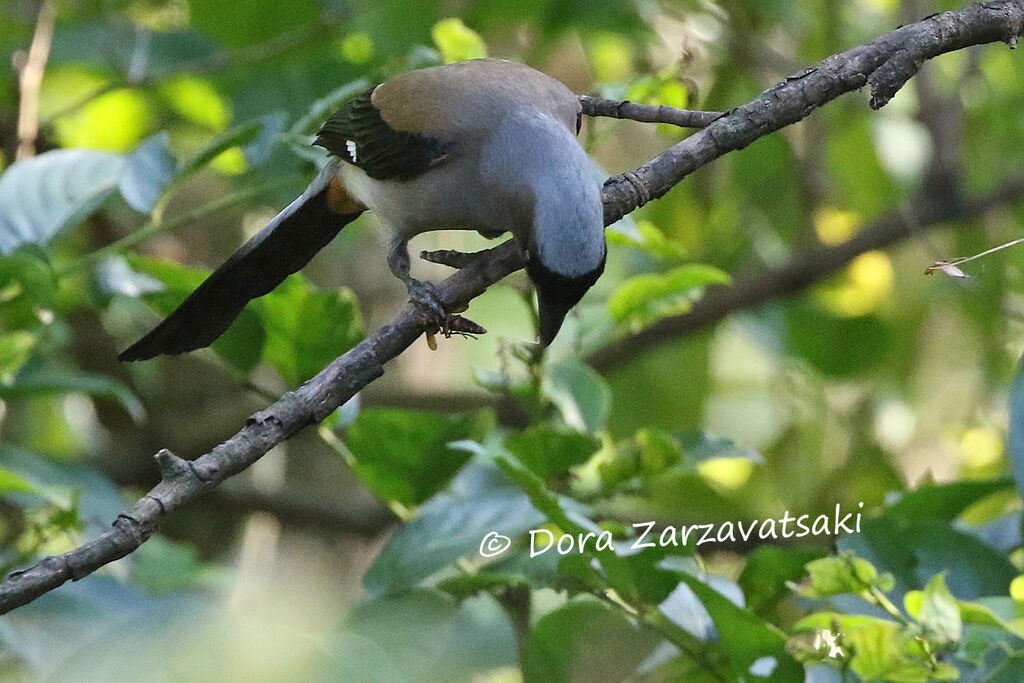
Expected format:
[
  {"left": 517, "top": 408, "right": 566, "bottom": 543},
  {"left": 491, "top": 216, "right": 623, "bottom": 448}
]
[{"left": 575, "top": 111, "right": 583, "bottom": 135}]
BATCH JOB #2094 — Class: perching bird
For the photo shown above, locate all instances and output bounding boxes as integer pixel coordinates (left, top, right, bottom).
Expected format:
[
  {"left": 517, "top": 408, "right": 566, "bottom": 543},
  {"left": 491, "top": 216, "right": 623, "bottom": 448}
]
[{"left": 118, "top": 58, "right": 606, "bottom": 362}]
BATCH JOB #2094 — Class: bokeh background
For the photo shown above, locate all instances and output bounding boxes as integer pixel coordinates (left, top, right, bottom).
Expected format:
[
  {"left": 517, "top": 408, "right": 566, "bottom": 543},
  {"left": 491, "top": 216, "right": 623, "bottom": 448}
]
[{"left": 1, "top": 0, "right": 1024, "bottom": 680}]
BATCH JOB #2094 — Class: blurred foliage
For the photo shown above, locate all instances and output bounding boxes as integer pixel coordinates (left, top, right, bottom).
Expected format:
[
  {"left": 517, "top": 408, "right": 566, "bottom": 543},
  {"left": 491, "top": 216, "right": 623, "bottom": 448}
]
[{"left": 1, "top": 0, "right": 1024, "bottom": 681}]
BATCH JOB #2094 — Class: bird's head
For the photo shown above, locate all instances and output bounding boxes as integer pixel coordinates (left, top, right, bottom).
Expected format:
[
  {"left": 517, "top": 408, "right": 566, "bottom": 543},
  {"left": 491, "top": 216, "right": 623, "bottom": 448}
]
[{"left": 527, "top": 250, "right": 606, "bottom": 346}]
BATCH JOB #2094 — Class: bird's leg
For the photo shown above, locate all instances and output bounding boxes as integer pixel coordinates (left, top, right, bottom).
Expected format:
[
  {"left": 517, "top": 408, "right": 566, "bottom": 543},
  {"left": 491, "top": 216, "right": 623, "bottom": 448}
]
[
  {"left": 389, "top": 236, "right": 486, "bottom": 344},
  {"left": 388, "top": 236, "right": 447, "bottom": 329}
]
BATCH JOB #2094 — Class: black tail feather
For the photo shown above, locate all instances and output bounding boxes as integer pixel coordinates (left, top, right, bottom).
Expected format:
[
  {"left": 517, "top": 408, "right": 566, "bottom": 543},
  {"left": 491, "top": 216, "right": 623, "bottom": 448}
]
[{"left": 119, "top": 187, "right": 361, "bottom": 361}]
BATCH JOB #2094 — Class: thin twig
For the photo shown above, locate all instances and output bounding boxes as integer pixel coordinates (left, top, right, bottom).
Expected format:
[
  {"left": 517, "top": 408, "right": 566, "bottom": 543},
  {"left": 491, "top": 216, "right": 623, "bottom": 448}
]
[
  {"left": 15, "top": 0, "right": 57, "bottom": 160},
  {"left": 579, "top": 95, "right": 724, "bottom": 128},
  {"left": 926, "top": 236, "right": 1024, "bottom": 276}
]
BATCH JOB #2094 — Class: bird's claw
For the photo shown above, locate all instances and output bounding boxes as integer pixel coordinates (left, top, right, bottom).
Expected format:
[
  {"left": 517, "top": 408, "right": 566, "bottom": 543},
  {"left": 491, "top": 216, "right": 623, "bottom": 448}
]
[
  {"left": 406, "top": 279, "right": 486, "bottom": 348},
  {"left": 406, "top": 278, "right": 446, "bottom": 327}
]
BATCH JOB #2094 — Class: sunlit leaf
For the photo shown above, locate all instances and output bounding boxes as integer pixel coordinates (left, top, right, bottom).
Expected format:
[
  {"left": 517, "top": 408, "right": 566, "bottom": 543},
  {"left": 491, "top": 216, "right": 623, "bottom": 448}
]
[
  {"left": 0, "top": 331, "right": 37, "bottom": 380},
  {"left": 431, "top": 18, "right": 487, "bottom": 64},
  {"left": 93, "top": 256, "right": 163, "bottom": 299},
  {"left": 156, "top": 75, "right": 231, "bottom": 130},
  {"left": 903, "top": 573, "right": 961, "bottom": 648},
  {"left": 793, "top": 552, "right": 891, "bottom": 599},
  {"left": 608, "top": 264, "right": 731, "bottom": 330},
  {"left": 0, "top": 466, "right": 39, "bottom": 495}
]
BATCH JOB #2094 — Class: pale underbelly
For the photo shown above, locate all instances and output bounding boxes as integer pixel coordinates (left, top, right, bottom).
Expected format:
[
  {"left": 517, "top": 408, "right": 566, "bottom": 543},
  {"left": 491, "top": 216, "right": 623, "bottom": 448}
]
[{"left": 340, "top": 163, "right": 517, "bottom": 239}]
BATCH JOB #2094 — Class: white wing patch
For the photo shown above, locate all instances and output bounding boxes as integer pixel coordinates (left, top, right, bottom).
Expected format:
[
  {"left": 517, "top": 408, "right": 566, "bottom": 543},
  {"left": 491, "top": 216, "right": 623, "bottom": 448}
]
[{"left": 345, "top": 140, "right": 358, "bottom": 162}]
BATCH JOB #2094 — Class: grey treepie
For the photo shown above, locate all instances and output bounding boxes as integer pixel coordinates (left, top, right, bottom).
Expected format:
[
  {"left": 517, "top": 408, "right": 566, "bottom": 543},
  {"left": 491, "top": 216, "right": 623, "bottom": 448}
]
[{"left": 119, "top": 58, "right": 606, "bottom": 361}]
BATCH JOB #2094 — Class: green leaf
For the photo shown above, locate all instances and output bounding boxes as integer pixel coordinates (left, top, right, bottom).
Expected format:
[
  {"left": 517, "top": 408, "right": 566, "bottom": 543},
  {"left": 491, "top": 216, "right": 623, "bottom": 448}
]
[
  {"left": 543, "top": 358, "right": 611, "bottom": 433},
  {"left": 739, "top": 546, "right": 827, "bottom": 616},
  {"left": 0, "top": 248, "right": 58, "bottom": 305},
  {"left": 153, "top": 118, "right": 265, "bottom": 219},
  {"left": 345, "top": 409, "right": 489, "bottom": 507},
  {"left": 0, "top": 149, "right": 124, "bottom": 253},
  {"left": 521, "top": 596, "right": 660, "bottom": 683},
  {"left": 364, "top": 461, "right": 544, "bottom": 596},
  {"left": 886, "top": 477, "right": 1014, "bottom": 523},
  {"left": 839, "top": 517, "right": 1017, "bottom": 600},
  {"left": 431, "top": 18, "right": 487, "bottom": 64},
  {"left": 258, "top": 275, "right": 364, "bottom": 385},
  {"left": 795, "top": 612, "right": 958, "bottom": 681},
  {"left": 504, "top": 424, "right": 600, "bottom": 479},
  {"left": 912, "top": 573, "right": 962, "bottom": 649},
  {"left": 0, "top": 370, "right": 145, "bottom": 423},
  {"left": 494, "top": 454, "right": 640, "bottom": 600},
  {"left": 674, "top": 572, "right": 802, "bottom": 678},
  {"left": 119, "top": 132, "right": 175, "bottom": 213},
  {"left": 786, "top": 305, "right": 891, "bottom": 377},
  {"left": 608, "top": 264, "right": 731, "bottom": 330},
  {"left": 0, "top": 466, "right": 39, "bottom": 495},
  {"left": 794, "top": 552, "right": 891, "bottom": 599},
  {"left": 435, "top": 573, "right": 527, "bottom": 602},
  {"left": 0, "top": 331, "right": 37, "bottom": 379},
  {"left": 128, "top": 256, "right": 266, "bottom": 371}
]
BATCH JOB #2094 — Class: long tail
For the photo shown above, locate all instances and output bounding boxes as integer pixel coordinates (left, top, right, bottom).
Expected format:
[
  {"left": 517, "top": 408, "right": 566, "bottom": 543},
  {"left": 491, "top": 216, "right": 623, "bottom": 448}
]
[{"left": 119, "top": 162, "right": 362, "bottom": 361}]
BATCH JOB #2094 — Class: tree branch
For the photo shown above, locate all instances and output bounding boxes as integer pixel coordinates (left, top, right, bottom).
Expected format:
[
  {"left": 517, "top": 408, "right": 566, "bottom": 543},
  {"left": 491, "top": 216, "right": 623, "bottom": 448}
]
[
  {"left": 1, "top": 0, "right": 1021, "bottom": 615},
  {"left": 588, "top": 176, "right": 1024, "bottom": 371},
  {"left": 579, "top": 95, "right": 723, "bottom": 128},
  {"left": 14, "top": 0, "right": 56, "bottom": 160}
]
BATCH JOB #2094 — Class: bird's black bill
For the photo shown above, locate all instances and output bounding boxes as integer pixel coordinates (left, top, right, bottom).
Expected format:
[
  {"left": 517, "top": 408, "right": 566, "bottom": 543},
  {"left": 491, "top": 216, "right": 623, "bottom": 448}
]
[
  {"left": 528, "top": 255, "right": 605, "bottom": 347},
  {"left": 119, "top": 188, "right": 360, "bottom": 361},
  {"left": 538, "top": 298, "right": 572, "bottom": 347}
]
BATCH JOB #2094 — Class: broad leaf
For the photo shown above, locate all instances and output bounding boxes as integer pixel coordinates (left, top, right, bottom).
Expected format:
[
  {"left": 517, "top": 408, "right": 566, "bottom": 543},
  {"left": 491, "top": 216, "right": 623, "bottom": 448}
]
[
  {"left": 364, "top": 461, "right": 544, "bottom": 596},
  {"left": 543, "top": 358, "right": 611, "bottom": 433},
  {"left": 258, "top": 275, "right": 363, "bottom": 385},
  {"left": 608, "top": 264, "right": 731, "bottom": 330},
  {"left": 344, "top": 409, "right": 489, "bottom": 507},
  {"left": 119, "top": 133, "right": 175, "bottom": 213},
  {"left": 503, "top": 424, "right": 600, "bottom": 479},
  {"left": 0, "top": 150, "right": 124, "bottom": 253}
]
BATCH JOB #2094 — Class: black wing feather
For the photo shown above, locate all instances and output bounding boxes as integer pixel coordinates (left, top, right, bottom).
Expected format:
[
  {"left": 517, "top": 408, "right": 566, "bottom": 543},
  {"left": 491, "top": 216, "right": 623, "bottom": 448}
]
[
  {"left": 314, "top": 88, "right": 452, "bottom": 181},
  {"left": 118, "top": 186, "right": 360, "bottom": 361}
]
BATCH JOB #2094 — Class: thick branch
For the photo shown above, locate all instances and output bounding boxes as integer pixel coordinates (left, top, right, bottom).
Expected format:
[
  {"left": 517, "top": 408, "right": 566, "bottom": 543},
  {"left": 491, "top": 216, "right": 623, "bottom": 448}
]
[{"left": 0, "top": 0, "right": 1021, "bottom": 615}]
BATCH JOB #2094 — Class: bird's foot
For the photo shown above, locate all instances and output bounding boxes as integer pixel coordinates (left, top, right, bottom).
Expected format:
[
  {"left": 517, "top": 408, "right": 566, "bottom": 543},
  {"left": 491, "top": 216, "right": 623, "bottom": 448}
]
[
  {"left": 405, "top": 278, "right": 486, "bottom": 349},
  {"left": 406, "top": 278, "right": 446, "bottom": 326}
]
